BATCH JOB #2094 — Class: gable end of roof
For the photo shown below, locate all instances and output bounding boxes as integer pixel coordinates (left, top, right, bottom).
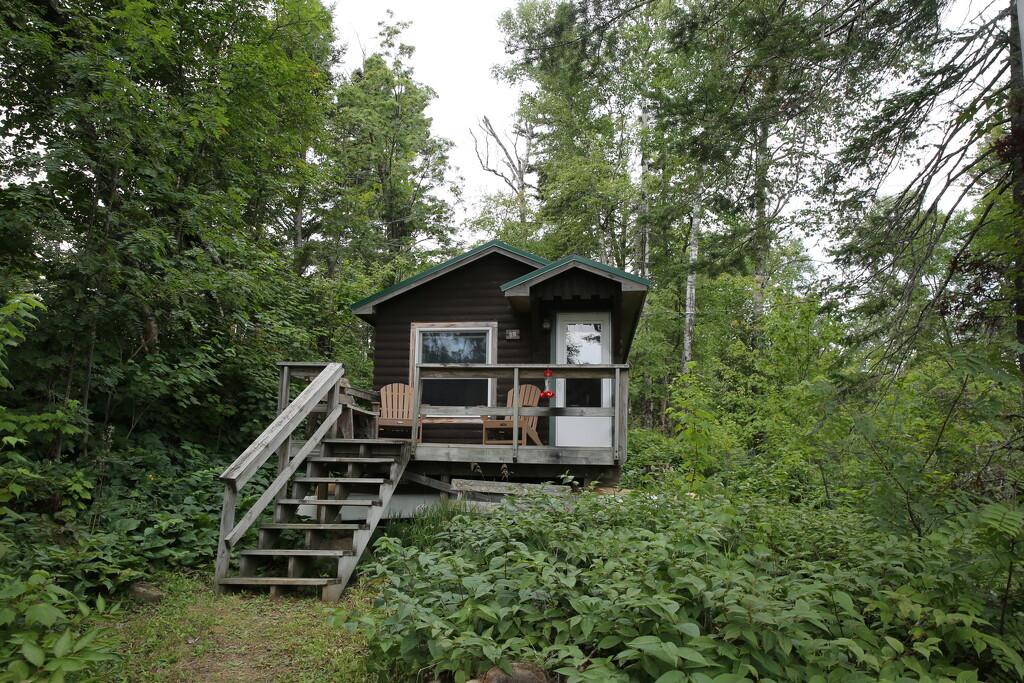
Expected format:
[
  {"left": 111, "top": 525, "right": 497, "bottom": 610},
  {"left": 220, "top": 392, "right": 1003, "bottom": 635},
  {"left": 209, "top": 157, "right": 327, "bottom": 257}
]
[{"left": 350, "top": 240, "right": 550, "bottom": 317}]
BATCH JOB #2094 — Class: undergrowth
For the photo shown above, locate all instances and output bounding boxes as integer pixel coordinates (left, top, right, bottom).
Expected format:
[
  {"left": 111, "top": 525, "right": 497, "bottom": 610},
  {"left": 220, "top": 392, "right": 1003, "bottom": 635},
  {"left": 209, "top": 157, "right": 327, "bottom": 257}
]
[
  {"left": 379, "top": 500, "right": 484, "bottom": 549},
  {"left": 340, "top": 485, "right": 1024, "bottom": 683}
]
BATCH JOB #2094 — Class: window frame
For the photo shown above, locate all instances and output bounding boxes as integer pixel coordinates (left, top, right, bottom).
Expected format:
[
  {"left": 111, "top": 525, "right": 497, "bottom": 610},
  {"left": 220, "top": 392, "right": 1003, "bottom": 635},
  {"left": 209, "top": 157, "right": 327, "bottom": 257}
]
[{"left": 410, "top": 322, "right": 498, "bottom": 410}]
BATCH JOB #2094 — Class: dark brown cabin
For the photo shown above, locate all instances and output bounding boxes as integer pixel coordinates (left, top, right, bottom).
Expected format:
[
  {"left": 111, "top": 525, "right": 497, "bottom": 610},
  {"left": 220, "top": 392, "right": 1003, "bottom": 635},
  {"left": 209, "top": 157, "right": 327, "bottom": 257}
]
[{"left": 350, "top": 240, "right": 649, "bottom": 486}]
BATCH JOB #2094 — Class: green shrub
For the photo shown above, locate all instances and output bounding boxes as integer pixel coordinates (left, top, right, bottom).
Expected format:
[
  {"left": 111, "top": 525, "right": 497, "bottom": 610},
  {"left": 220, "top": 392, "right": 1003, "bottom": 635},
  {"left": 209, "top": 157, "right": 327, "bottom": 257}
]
[
  {"left": 341, "top": 486, "right": 1024, "bottom": 682},
  {"left": 380, "top": 500, "right": 484, "bottom": 550},
  {"left": 0, "top": 571, "right": 118, "bottom": 682},
  {"left": 622, "top": 429, "right": 690, "bottom": 487}
]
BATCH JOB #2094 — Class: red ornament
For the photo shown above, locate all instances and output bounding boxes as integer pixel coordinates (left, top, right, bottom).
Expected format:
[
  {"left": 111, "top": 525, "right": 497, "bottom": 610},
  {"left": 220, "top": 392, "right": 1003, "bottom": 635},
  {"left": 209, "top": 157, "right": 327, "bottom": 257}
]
[{"left": 543, "top": 369, "right": 554, "bottom": 377}]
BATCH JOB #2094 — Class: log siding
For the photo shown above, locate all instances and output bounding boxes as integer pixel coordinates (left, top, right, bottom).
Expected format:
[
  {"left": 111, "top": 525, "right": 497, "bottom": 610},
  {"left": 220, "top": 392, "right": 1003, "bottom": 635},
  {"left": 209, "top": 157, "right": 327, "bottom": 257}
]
[{"left": 371, "top": 254, "right": 539, "bottom": 443}]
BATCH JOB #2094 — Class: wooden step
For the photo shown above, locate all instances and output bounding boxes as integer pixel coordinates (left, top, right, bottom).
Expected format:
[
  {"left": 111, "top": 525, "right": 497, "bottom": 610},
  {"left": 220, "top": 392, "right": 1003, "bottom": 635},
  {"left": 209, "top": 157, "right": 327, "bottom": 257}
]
[
  {"left": 321, "top": 438, "right": 405, "bottom": 445},
  {"left": 292, "top": 477, "right": 389, "bottom": 485},
  {"left": 218, "top": 577, "right": 344, "bottom": 586},
  {"left": 277, "top": 498, "right": 380, "bottom": 506},
  {"left": 260, "top": 523, "right": 367, "bottom": 531},
  {"left": 308, "top": 456, "right": 397, "bottom": 464},
  {"left": 240, "top": 549, "right": 355, "bottom": 557},
  {"left": 217, "top": 430, "right": 411, "bottom": 601}
]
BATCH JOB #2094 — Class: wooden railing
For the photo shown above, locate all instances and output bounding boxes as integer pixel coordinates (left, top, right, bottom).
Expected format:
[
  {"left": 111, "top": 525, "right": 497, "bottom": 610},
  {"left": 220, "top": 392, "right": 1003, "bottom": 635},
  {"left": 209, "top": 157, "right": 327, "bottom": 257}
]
[
  {"left": 214, "top": 363, "right": 376, "bottom": 589},
  {"left": 412, "top": 363, "right": 629, "bottom": 462}
]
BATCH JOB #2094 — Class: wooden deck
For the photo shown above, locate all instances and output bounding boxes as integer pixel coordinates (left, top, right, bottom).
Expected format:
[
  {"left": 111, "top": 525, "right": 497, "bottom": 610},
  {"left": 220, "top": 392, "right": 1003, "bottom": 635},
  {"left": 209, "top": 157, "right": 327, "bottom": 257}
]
[
  {"left": 413, "top": 443, "right": 616, "bottom": 465},
  {"left": 412, "top": 363, "right": 629, "bottom": 463},
  {"left": 292, "top": 440, "right": 617, "bottom": 465}
]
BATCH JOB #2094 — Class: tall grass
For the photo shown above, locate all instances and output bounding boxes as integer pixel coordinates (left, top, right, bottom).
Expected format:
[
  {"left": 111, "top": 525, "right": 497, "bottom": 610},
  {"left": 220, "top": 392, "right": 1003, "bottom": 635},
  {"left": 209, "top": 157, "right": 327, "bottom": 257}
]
[{"left": 378, "top": 499, "right": 486, "bottom": 549}]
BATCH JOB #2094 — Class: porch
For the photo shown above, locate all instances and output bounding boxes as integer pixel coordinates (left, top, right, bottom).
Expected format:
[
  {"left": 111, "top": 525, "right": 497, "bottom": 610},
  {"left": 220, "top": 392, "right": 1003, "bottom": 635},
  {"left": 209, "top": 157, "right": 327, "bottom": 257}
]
[
  {"left": 409, "top": 362, "right": 628, "bottom": 466},
  {"left": 278, "top": 361, "right": 629, "bottom": 467}
]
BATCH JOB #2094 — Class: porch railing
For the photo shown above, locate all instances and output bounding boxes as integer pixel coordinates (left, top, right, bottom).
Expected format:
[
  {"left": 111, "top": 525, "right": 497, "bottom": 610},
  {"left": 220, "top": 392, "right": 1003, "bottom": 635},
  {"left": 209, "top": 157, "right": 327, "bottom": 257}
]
[{"left": 411, "top": 363, "right": 629, "bottom": 462}]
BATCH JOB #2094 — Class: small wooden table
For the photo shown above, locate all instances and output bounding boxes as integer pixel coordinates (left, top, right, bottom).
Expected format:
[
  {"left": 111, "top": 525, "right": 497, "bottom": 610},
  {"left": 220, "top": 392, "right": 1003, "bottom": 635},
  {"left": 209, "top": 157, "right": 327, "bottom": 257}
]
[{"left": 416, "top": 412, "right": 484, "bottom": 442}]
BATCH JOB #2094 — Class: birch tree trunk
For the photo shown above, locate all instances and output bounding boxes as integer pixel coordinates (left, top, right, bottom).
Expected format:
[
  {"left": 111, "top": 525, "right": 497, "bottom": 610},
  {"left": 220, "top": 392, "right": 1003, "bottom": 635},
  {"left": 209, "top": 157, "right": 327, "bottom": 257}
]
[
  {"left": 637, "top": 110, "right": 651, "bottom": 279},
  {"left": 750, "top": 120, "right": 771, "bottom": 351},
  {"left": 682, "top": 179, "right": 703, "bottom": 374}
]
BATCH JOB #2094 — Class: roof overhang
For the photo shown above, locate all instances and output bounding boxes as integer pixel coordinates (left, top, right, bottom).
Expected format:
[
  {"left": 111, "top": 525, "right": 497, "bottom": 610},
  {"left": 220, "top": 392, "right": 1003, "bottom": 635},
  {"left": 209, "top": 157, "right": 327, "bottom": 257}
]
[
  {"left": 350, "top": 240, "right": 550, "bottom": 323},
  {"left": 501, "top": 255, "right": 650, "bottom": 360}
]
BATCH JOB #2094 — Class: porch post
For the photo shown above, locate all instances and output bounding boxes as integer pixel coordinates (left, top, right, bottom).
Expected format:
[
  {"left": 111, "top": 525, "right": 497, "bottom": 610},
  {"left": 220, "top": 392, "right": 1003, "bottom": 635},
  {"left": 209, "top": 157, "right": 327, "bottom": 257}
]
[
  {"left": 615, "top": 367, "right": 629, "bottom": 463},
  {"left": 276, "top": 365, "right": 291, "bottom": 475},
  {"left": 613, "top": 367, "right": 620, "bottom": 463},
  {"left": 411, "top": 364, "right": 422, "bottom": 457},
  {"left": 512, "top": 366, "right": 520, "bottom": 462},
  {"left": 215, "top": 483, "right": 237, "bottom": 592}
]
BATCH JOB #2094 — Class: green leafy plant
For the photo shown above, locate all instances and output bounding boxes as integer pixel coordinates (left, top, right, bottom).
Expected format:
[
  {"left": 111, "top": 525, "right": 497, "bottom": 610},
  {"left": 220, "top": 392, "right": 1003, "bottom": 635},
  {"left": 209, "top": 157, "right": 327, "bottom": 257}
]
[
  {"left": 343, "top": 485, "right": 1024, "bottom": 682},
  {"left": 0, "top": 571, "right": 118, "bottom": 682}
]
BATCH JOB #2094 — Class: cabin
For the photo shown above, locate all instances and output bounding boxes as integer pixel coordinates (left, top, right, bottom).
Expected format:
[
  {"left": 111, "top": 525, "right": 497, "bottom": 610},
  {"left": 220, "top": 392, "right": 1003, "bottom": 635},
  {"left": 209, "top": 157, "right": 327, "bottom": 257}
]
[{"left": 215, "top": 241, "right": 649, "bottom": 599}]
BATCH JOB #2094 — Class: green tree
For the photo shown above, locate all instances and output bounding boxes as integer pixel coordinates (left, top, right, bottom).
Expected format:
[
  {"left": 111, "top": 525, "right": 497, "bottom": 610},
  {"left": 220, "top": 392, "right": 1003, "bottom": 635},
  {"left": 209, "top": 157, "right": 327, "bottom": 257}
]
[
  {"left": 829, "top": 1, "right": 1024, "bottom": 374},
  {"left": 0, "top": 0, "right": 340, "bottom": 456},
  {"left": 304, "top": 18, "right": 457, "bottom": 286},
  {"left": 497, "top": 0, "right": 650, "bottom": 267}
]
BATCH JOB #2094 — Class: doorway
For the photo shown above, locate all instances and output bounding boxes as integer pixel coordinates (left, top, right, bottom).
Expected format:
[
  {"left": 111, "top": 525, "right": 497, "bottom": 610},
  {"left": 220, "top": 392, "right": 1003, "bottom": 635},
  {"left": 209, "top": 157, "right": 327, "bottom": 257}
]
[{"left": 553, "top": 312, "right": 612, "bottom": 447}]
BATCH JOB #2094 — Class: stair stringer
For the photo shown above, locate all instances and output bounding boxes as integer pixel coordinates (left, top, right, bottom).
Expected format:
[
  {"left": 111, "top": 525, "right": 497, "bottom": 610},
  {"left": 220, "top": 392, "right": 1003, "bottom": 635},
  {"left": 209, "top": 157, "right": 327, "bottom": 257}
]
[{"left": 322, "top": 441, "right": 411, "bottom": 601}]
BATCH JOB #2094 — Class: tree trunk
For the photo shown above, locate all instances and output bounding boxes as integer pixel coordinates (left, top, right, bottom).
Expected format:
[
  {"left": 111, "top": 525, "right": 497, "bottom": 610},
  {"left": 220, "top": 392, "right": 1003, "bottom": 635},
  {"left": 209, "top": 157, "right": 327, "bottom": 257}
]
[
  {"left": 750, "top": 120, "right": 771, "bottom": 351},
  {"left": 637, "top": 110, "right": 651, "bottom": 279},
  {"left": 292, "top": 180, "right": 306, "bottom": 269},
  {"left": 79, "top": 318, "right": 97, "bottom": 457},
  {"left": 1010, "top": 0, "right": 1024, "bottom": 375},
  {"left": 516, "top": 121, "right": 534, "bottom": 227},
  {"left": 682, "top": 179, "right": 703, "bottom": 374}
]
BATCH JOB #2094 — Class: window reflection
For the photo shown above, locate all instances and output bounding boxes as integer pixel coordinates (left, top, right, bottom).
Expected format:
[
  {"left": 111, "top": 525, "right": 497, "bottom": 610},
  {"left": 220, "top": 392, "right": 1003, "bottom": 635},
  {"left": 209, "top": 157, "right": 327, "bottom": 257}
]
[
  {"left": 564, "top": 323, "right": 602, "bottom": 365},
  {"left": 564, "top": 322, "right": 602, "bottom": 407},
  {"left": 420, "top": 331, "right": 488, "bottom": 364},
  {"left": 418, "top": 330, "right": 490, "bottom": 406}
]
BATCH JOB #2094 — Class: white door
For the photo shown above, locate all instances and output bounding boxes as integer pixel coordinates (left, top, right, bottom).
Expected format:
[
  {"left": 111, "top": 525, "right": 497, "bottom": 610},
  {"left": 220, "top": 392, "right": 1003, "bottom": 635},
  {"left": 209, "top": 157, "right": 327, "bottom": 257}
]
[{"left": 553, "top": 312, "right": 612, "bottom": 447}]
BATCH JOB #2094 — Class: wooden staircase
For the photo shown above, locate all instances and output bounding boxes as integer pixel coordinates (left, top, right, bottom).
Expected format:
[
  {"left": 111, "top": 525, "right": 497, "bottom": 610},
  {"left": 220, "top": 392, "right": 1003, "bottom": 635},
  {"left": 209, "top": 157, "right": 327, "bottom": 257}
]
[{"left": 215, "top": 364, "right": 410, "bottom": 600}]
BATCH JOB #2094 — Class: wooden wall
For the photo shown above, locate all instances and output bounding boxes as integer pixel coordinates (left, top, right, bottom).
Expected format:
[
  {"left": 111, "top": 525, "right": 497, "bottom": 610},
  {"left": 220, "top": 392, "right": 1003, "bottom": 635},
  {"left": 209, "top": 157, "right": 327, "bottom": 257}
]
[
  {"left": 371, "top": 253, "right": 539, "bottom": 386},
  {"left": 371, "top": 254, "right": 540, "bottom": 443},
  {"left": 368, "top": 255, "right": 635, "bottom": 445},
  {"left": 531, "top": 268, "right": 620, "bottom": 302},
  {"left": 531, "top": 269, "right": 620, "bottom": 362}
]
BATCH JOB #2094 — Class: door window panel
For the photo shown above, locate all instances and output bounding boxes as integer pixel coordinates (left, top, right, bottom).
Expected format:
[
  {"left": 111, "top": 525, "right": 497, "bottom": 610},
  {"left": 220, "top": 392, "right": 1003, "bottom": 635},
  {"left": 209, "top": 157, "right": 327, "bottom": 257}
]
[
  {"left": 564, "top": 323, "right": 602, "bottom": 364},
  {"left": 564, "top": 322, "right": 602, "bottom": 407}
]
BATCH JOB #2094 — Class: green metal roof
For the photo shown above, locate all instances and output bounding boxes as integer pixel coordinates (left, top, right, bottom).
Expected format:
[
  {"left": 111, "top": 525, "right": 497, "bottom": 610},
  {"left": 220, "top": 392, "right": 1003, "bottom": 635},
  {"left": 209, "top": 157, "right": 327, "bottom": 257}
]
[
  {"left": 350, "top": 240, "right": 550, "bottom": 313},
  {"left": 500, "top": 254, "right": 651, "bottom": 291}
]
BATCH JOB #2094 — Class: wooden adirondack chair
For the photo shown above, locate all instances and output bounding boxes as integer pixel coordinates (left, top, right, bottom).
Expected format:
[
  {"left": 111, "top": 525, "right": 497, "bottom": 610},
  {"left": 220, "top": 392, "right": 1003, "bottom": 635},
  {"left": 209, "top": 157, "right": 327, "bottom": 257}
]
[
  {"left": 482, "top": 384, "right": 543, "bottom": 446},
  {"left": 374, "top": 383, "right": 422, "bottom": 441}
]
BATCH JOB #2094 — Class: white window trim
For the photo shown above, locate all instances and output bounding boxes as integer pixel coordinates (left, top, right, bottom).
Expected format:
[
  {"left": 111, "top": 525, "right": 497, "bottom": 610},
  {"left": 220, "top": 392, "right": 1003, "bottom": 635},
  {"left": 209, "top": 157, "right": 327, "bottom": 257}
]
[{"left": 410, "top": 322, "right": 498, "bottom": 409}]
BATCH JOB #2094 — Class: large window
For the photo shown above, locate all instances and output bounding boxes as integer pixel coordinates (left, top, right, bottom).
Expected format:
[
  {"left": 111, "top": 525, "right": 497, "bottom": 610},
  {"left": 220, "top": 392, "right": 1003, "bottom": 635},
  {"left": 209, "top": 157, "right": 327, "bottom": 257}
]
[{"left": 411, "top": 323, "right": 495, "bottom": 406}]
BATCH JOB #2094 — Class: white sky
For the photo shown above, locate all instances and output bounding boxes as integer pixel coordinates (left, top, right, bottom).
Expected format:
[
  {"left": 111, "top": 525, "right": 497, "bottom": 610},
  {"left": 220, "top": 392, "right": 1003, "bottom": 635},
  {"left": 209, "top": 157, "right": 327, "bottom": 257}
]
[{"left": 332, "top": 1, "right": 522, "bottom": 223}]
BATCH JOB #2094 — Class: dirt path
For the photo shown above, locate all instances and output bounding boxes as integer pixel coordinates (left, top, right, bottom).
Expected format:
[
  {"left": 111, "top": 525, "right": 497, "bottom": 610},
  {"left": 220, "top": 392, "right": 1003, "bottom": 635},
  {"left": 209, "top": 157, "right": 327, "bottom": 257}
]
[{"left": 110, "top": 573, "right": 373, "bottom": 682}]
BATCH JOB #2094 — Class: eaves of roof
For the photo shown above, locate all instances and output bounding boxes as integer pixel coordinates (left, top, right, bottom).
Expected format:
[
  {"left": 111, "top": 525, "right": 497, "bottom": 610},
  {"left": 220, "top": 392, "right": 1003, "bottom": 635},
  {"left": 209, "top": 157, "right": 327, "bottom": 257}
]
[{"left": 500, "top": 254, "right": 651, "bottom": 292}]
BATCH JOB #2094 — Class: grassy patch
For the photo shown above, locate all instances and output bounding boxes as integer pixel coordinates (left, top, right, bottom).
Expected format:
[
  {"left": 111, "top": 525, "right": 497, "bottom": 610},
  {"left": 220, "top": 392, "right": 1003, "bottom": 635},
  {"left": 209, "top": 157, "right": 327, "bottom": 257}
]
[{"left": 107, "top": 570, "right": 374, "bottom": 682}]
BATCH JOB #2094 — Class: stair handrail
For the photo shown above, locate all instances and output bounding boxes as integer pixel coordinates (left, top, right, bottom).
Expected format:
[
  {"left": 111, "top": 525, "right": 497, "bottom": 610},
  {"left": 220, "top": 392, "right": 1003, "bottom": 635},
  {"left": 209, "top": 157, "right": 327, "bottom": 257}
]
[
  {"left": 222, "top": 402, "right": 344, "bottom": 548},
  {"left": 216, "top": 362, "right": 346, "bottom": 588},
  {"left": 219, "top": 362, "right": 346, "bottom": 491}
]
